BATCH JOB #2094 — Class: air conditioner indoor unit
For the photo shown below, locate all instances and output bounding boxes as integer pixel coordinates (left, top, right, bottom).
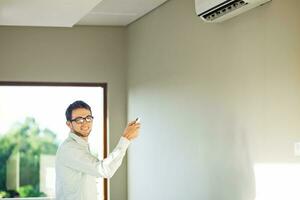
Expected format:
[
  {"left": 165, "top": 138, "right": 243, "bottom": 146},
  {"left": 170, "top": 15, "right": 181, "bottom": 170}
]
[{"left": 195, "top": 0, "right": 271, "bottom": 23}]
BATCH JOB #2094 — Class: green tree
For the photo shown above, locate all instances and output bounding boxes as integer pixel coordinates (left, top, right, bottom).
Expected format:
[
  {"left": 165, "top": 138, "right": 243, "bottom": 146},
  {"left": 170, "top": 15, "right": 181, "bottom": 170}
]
[
  {"left": 0, "top": 117, "right": 59, "bottom": 197},
  {"left": 0, "top": 130, "right": 18, "bottom": 190}
]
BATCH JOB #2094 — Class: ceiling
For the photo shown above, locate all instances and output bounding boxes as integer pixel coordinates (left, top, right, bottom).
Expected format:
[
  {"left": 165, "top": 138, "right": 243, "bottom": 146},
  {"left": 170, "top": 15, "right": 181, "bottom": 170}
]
[
  {"left": 0, "top": 0, "right": 168, "bottom": 27},
  {"left": 78, "top": 0, "right": 168, "bottom": 26}
]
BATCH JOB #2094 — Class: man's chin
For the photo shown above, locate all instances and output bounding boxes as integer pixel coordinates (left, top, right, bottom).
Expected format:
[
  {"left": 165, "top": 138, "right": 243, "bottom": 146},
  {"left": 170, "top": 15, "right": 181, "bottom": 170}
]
[
  {"left": 73, "top": 130, "right": 91, "bottom": 138},
  {"left": 82, "top": 132, "right": 90, "bottom": 137},
  {"left": 81, "top": 130, "right": 91, "bottom": 136}
]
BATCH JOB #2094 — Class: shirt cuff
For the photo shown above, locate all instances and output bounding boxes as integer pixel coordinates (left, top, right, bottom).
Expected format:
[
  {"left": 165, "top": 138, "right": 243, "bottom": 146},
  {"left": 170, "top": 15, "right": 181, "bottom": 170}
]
[{"left": 117, "top": 136, "right": 131, "bottom": 150}]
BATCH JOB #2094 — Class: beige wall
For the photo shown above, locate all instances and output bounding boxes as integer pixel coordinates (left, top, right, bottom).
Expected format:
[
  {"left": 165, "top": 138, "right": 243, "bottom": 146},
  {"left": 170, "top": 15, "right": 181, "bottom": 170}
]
[
  {"left": 0, "top": 26, "right": 128, "bottom": 200},
  {"left": 127, "top": 0, "right": 300, "bottom": 199}
]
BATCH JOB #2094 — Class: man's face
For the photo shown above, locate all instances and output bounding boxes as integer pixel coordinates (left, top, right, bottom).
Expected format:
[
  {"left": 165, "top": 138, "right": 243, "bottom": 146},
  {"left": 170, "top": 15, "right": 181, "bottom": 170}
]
[{"left": 67, "top": 108, "right": 93, "bottom": 138}]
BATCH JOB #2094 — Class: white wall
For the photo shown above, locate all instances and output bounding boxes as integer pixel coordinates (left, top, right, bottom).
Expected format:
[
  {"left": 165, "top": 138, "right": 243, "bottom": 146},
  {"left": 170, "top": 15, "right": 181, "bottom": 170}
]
[
  {"left": 0, "top": 26, "right": 128, "bottom": 200},
  {"left": 127, "top": 0, "right": 300, "bottom": 199}
]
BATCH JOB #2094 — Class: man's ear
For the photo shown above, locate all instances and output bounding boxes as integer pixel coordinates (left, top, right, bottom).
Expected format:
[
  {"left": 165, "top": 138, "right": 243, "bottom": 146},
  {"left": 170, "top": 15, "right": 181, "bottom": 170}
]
[{"left": 66, "top": 121, "right": 72, "bottom": 129}]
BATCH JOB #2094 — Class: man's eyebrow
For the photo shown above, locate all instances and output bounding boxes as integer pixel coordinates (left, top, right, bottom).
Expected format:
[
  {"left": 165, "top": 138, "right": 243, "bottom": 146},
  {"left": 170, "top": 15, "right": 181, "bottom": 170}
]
[{"left": 73, "top": 114, "right": 92, "bottom": 118}]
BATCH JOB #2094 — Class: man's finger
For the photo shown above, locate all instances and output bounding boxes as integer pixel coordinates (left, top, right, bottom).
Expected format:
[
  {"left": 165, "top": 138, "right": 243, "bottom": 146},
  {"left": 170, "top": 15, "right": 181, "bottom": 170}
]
[
  {"left": 134, "top": 123, "right": 141, "bottom": 126},
  {"left": 128, "top": 121, "right": 137, "bottom": 126}
]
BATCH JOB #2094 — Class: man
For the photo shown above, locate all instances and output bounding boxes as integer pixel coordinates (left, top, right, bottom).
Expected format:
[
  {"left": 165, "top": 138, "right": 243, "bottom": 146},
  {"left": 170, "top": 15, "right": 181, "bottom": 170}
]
[{"left": 55, "top": 100, "right": 140, "bottom": 200}]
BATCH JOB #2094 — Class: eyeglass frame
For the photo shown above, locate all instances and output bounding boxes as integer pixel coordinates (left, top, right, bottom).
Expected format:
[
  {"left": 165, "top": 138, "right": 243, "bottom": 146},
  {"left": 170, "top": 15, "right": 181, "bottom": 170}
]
[{"left": 70, "top": 115, "right": 94, "bottom": 124}]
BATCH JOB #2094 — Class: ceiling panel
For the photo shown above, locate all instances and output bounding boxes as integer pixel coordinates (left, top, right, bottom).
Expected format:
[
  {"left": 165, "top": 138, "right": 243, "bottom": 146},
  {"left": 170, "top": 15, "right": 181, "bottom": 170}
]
[
  {"left": 0, "top": 0, "right": 104, "bottom": 27},
  {"left": 0, "top": 0, "right": 168, "bottom": 27},
  {"left": 77, "top": 0, "right": 168, "bottom": 26}
]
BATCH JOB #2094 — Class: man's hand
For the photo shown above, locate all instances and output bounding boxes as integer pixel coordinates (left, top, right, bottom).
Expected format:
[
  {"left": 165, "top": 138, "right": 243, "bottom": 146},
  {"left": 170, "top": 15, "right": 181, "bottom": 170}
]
[{"left": 122, "top": 119, "right": 140, "bottom": 141}]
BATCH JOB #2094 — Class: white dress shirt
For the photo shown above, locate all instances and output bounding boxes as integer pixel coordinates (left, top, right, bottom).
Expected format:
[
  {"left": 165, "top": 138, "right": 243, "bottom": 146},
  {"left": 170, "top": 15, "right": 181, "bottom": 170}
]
[{"left": 55, "top": 132, "right": 130, "bottom": 200}]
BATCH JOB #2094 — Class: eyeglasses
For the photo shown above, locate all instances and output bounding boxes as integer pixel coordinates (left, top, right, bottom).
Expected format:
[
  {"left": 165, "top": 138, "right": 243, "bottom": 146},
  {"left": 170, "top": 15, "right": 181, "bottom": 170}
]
[{"left": 70, "top": 115, "right": 94, "bottom": 124}]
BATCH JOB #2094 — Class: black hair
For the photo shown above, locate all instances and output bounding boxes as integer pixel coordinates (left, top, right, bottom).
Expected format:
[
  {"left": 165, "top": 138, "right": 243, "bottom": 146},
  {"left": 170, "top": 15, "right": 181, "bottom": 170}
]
[{"left": 65, "top": 100, "right": 92, "bottom": 121}]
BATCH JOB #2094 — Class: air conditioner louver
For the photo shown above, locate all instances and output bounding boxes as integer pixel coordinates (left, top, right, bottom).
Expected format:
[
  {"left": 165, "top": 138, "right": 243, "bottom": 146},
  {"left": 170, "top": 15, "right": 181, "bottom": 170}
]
[
  {"left": 200, "top": 0, "right": 248, "bottom": 21},
  {"left": 195, "top": 0, "right": 271, "bottom": 23}
]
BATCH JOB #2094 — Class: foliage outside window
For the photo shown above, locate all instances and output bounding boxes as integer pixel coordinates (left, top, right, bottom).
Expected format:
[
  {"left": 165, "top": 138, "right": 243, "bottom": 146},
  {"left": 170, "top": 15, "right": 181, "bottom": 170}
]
[{"left": 0, "top": 117, "right": 59, "bottom": 198}]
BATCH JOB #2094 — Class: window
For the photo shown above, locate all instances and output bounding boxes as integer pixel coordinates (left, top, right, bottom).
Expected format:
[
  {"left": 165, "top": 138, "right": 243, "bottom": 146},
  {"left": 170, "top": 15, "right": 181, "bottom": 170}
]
[{"left": 0, "top": 82, "right": 108, "bottom": 200}]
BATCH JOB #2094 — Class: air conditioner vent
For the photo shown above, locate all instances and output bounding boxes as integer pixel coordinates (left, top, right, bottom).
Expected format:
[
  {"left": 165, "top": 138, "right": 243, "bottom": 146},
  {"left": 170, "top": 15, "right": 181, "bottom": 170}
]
[{"left": 200, "top": 0, "right": 248, "bottom": 21}]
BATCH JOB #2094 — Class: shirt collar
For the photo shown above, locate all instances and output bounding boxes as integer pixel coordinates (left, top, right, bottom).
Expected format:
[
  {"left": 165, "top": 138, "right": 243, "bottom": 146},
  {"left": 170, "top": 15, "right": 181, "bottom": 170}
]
[{"left": 69, "top": 132, "right": 89, "bottom": 147}]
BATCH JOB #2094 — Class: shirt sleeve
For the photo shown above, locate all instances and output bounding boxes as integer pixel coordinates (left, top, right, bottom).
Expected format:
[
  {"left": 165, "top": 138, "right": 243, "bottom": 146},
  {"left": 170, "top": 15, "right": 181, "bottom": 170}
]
[{"left": 59, "top": 136, "right": 131, "bottom": 178}]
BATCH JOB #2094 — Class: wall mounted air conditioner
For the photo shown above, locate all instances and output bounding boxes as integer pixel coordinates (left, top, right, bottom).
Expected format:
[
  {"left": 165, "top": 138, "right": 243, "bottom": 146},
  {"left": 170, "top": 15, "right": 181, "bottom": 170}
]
[{"left": 196, "top": 0, "right": 271, "bottom": 23}]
